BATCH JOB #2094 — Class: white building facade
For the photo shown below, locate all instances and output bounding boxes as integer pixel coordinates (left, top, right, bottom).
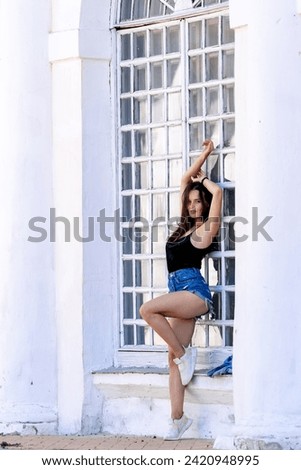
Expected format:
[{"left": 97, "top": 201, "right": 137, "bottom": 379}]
[{"left": 0, "top": 0, "right": 301, "bottom": 449}]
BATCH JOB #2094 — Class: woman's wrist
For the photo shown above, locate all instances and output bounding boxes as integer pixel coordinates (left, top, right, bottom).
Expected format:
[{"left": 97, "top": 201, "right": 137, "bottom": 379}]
[{"left": 201, "top": 176, "right": 209, "bottom": 185}]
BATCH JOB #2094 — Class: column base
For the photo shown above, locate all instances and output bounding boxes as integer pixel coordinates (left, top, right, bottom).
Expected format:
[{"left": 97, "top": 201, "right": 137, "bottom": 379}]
[{"left": 214, "top": 430, "right": 301, "bottom": 450}]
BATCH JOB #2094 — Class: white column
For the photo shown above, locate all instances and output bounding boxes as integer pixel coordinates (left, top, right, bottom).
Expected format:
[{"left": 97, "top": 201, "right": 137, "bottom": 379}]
[
  {"left": 0, "top": 1, "right": 56, "bottom": 432},
  {"left": 50, "top": 0, "right": 114, "bottom": 434},
  {"left": 217, "top": 0, "right": 301, "bottom": 449}
]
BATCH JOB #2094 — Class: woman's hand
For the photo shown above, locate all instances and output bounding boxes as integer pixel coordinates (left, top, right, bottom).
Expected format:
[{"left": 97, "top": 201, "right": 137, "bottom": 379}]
[
  {"left": 202, "top": 139, "right": 214, "bottom": 156},
  {"left": 191, "top": 170, "right": 206, "bottom": 183}
]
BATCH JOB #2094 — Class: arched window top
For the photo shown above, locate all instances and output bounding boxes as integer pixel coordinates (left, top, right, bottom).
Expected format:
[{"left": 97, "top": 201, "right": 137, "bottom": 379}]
[{"left": 117, "top": 0, "right": 227, "bottom": 24}]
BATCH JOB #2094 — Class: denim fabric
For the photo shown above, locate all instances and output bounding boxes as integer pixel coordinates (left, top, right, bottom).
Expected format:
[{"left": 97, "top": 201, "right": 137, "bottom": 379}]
[
  {"left": 207, "top": 355, "right": 233, "bottom": 377},
  {"left": 168, "top": 267, "right": 215, "bottom": 320}
]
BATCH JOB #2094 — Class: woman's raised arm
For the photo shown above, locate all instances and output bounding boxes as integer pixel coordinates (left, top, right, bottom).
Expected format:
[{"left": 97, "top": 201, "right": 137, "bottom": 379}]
[{"left": 180, "top": 140, "right": 214, "bottom": 199}]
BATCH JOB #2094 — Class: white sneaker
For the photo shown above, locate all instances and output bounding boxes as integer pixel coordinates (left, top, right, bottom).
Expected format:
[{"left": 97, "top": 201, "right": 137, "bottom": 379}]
[
  {"left": 164, "top": 414, "right": 193, "bottom": 440},
  {"left": 173, "top": 347, "right": 197, "bottom": 386}
]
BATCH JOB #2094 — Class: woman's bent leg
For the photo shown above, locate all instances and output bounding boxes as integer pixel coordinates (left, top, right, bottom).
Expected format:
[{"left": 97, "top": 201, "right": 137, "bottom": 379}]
[{"left": 140, "top": 291, "right": 207, "bottom": 359}]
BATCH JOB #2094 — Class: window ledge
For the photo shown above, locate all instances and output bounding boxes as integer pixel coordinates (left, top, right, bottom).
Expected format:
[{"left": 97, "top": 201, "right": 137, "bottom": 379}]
[{"left": 92, "top": 367, "right": 233, "bottom": 405}]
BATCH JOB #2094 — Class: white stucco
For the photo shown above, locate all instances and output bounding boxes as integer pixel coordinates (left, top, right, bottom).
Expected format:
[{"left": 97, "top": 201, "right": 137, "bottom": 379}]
[
  {"left": 226, "top": 0, "right": 301, "bottom": 449},
  {"left": 0, "top": 0, "right": 56, "bottom": 432}
]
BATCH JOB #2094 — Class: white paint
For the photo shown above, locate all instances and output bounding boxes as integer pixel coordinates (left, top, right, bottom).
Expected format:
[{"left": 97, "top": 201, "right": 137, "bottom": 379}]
[
  {"left": 93, "top": 371, "right": 234, "bottom": 438},
  {"left": 221, "top": 0, "right": 301, "bottom": 449},
  {"left": 0, "top": 0, "right": 57, "bottom": 433}
]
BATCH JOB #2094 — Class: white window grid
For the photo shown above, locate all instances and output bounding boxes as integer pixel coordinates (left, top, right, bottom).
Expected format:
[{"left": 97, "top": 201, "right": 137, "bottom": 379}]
[{"left": 116, "top": 7, "right": 235, "bottom": 351}]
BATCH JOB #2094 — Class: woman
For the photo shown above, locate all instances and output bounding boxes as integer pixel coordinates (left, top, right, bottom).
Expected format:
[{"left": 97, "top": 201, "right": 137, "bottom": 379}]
[{"left": 140, "top": 139, "right": 222, "bottom": 440}]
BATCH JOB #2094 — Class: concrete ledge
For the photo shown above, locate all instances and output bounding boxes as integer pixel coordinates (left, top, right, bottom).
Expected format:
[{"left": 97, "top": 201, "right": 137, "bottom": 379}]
[
  {"left": 93, "top": 368, "right": 233, "bottom": 405},
  {"left": 93, "top": 368, "right": 234, "bottom": 438}
]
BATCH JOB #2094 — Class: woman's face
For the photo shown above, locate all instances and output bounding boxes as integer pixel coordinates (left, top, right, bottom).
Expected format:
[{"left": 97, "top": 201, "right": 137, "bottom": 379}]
[{"left": 187, "top": 189, "right": 204, "bottom": 219}]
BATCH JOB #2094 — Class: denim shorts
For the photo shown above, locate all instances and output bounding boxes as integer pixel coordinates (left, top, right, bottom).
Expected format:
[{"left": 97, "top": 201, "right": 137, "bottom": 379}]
[{"left": 168, "top": 267, "right": 215, "bottom": 320}]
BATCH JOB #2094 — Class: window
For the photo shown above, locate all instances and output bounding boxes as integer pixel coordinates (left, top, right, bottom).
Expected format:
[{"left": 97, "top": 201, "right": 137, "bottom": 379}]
[{"left": 115, "top": 1, "right": 235, "bottom": 358}]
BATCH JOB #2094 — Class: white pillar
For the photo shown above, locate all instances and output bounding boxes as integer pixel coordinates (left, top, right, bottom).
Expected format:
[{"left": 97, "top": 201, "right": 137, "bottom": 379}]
[
  {"left": 49, "top": 0, "right": 114, "bottom": 434},
  {"left": 0, "top": 1, "right": 56, "bottom": 432},
  {"left": 218, "top": 0, "right": 301, "bottom": 449}
]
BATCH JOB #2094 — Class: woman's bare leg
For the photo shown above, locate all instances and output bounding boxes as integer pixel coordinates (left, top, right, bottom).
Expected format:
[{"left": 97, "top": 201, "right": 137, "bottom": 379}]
[
  {"left": 140, "top": 291, "right": 207, "bottom": 358},
  {"left": 168, "top": 318, "right": 196, "bottom": 419}
]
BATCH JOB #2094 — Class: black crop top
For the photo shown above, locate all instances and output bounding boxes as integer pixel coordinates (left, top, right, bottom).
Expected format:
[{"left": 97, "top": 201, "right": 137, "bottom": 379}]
[{"left": 166, "top": 234, "right": 214, "bottom": 273}]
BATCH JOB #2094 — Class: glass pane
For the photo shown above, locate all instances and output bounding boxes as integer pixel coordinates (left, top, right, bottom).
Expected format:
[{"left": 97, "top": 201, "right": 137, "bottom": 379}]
[
  {"left": 225, "top": 326, "right": 233, "bottom": 346},
  {"left": 135, "top": 259, "right": 150, "bottom": 287},
  {"left": 225, "top": 257, "right": 235, "bottom": 285},
  {"left": 223, "top": 221, "right": 235, "bottom": 251},
  {"left": 152, "top": 224, "right": 166, "bottom": 254},
  {"left": 205, "top": 120, "right": 220, "bottom": 147},
  {"left": 168, "top": 92, "right": 181, "bottom": 121},
  {"left": 134, "top": 226, "right": 149, "bottom": 254},
  {"left": 168, "top": 159, "right": 182, "bottom": 187},
  {"left": 223, "top": 153, "right": 235, "bottom": 182},
  {"left": 206, "top": 87, "right": 219, "bottom": 115},
  {"left": 205, "top": 17, "right": 219, "bottom": 47},
  {"left": 167, "top": 58, "right": 181, "bottom": 87},
  {"left": 223, "top": 84, "right": 235, "bottom": 113},
  {"left": 121, "top": 66, "right": 131, "bottom": 93},
  {"left": 224, "top": 187, "right": 235, "bottom": 216},
  {"left": 123, "top": 260, "right": 133, "bottom": 287},
  {"left": 136, "top": 325, "right": 144, "bottom": 345},
  {"left": 225, "top": 291, "right": 235, "bottom": 320},
  {"left": 123, "top": 292, "right": 134, "bottom": 318},
  {"left": 166, "top": 25, "right": 180, "bottom": 53},
  {"left": 152, "top": 258, "right": 166, "bottom": 288},
  {"left": 134, "top": 96, "right": 148, "bottom": 124},
  {"left": 168, "top": 191, "right": 179, "bottom": 219},
  {"left": 151, "top": 127, "right": 166, "bottom": 155},
  {"left": 189, "top": 21, "right": 202, "bottom": 50},
  {"left": 212, "top": 291, "right": 222, "bottom": 321},
  {"left": 121, "top": 34, "right": 131, "bottom": 60},
  {"left": 222, "top": 15, "right": 234, "bottom": 44},
  {"left": 189, "top": 88, "right": 203, "bottom": 118},
  {"left": 135, "top": 194, "right": 149, "bottom": 219},
  {"left": 133, "top": 31, "right": 146, "bottom": 58},
  {"left": 223, "top": 50, "right": 234, "bottom": 79},
  {"left": 149, "top": 0, "right": 165, "bottom": 17},
  {"left": 206, "top": 52, "right": 219, "bottom": 81},
  {"left": 189, "top": 122, "right": 204, "bottom": 151},
  {"left": 120, "top": 0, "right": 132, "bottom": 22},
  {"left": 122, "top": 163, "right": 132, "bottom": 190},
  {"left": 168, "top": 125, "right": 182, "bottom": 154},
  {"left": 207, "top": 154, "right": 220, "bottom": 182},
  {"left": 208, "top": 257, "right": 220, "bottom": 286},
  {"left": 152, "top": 160, "right": 166, "bottom": 188},
  {"left": 134, "top": 65, "right": 147, "bottom": 91},
  {"left": 135, "top": 129, "right": 148, "bottom": 156},
  {"left": 189, "top": 55, "right": 203, "bottom": 83},
  {"left": 192, "top": 324, "right": 208, "bottom": 348},
  {"left": 223, "top": 119, "right": 235, "bottom": 147},
  {"left": 209, "top": 324, "right": 223, "bottom": 347},
  {"left": 135, "top": 161, "right": 149, "bottom": 189},
  {"left": 152, "top": 192, "right": 166, "bottom": 219},
  {"left": 122, "top": 131, "right": 132, "bottom": 158},
  {"left": 123, "top": 195, "right": 132, "bottom": 220},
  {"left": 151, "top": 94, "right": 164, "bottom": 122},
  {"left": 122, "top": 228, "right": 133, "bottom": 255},
  {"left": 150, "top": 29, "right": 163, "bottom": 56},
  {"left": 124, "top": 325, "right": 134, "bottom": 345},
  {"left": 136, "top": 292, "right": 151, "bottom": 319},
  {"left": 133, "top": 0, "right": 148, "bottom": 20},
  {"left": 121, "top": 97, "right": 132, "bottom": 125},
  {"left": 151, "top": 61, "right": 163, "bottom": 89}
]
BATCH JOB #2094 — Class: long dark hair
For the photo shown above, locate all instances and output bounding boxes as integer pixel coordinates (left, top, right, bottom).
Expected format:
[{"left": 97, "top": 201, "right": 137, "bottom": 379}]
[{"left": 168, "top": 181, "right": 212, "bottom": 242}]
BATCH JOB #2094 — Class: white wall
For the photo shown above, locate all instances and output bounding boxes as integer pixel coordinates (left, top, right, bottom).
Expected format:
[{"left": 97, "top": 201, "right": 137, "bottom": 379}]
[
  {"left": 227, "top": 0, "right": 301, "bottom": 449},
  {"left": 0, "top": 0, "right": 57, "bottom": 432}
]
